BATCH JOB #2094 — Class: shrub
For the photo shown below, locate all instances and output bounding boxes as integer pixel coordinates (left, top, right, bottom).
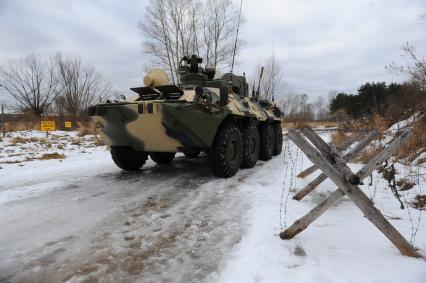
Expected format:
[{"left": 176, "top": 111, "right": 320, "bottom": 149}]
[
  {"left": 76, "top": 122, "right": 93, "bottom": 137},
  {"left": 40, "top": 153, "right": 65, "bottom": 160}
]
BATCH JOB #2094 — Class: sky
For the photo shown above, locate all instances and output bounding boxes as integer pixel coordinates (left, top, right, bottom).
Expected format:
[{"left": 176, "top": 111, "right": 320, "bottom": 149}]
[{"left": 0, "top": 0, "right": 425, "bottom": 101}]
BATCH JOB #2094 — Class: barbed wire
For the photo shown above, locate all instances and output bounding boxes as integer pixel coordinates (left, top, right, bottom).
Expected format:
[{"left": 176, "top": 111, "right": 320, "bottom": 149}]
[
  {"left": 279, "top": 138, "right": 290, "bottom": 230},
  {"left": 279, "top": 133, "right": 301, "bottom": 231}
]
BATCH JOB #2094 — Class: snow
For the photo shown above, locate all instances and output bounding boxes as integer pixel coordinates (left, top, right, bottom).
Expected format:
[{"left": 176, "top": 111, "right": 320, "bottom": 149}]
[
  {"left": 0, "top": 130, "right": 103, "bottom": 167},
  {"left": 0, "top": 129, "right": 425, "bottom": 282},
  {"left": 215, "top": 133, "right": 426, "bottom": 283},
  {"left": 386, "top": 112, "right": 421, "bottom": 134},
  {"left": 376, "top": 112, "right": 423, "bottom": 146}
]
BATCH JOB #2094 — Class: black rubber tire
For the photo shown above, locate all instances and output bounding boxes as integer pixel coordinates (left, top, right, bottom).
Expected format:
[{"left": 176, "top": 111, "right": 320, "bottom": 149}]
[
  {"left": 183, "top": 151, "right": 200, "bottom": 158},
  {"left": 241, "top": 123, "right": 260, "bottom": 168},
  {"left": 110, "top": 147, "right": 148, "bottom": 171},
  {"left": 273, "top": 123, "right": 283, "bottom": 156},
  {"left": 208, "top": 123, "right": 242, "bottom": 178},
  {"left": 149, "top": 152, "right": 176, "bottom": 165},
  {"left": 259, "top": 123, "right": 275, "bottom": 161}
]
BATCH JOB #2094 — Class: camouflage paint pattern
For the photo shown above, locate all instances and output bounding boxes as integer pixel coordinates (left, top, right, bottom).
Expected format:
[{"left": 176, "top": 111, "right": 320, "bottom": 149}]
[{"left": 91, "top": 64, "right": 282, "bottom": 153}]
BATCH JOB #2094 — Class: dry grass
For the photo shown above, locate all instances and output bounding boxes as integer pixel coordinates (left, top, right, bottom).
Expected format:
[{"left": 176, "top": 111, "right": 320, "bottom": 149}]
[
  {"left": 355, "top": 145, "right": 383, "bottom": 163},
  {"left": 331, "top": 131, "right": 347, "bottom": 148},
  {"left": 76, "top": 122, "right": 93, "bottom": 137},
  {"left": 39, "top": 153, "right": 66, "bottom": 160},
  {"left": 417, "top": 158, "right": 426, "bottom": 165},
  {"left": 0, "top": 160, "right": 22, "bottom": 164},
  {"left": 282, "top": 120, "right": 339, "bottom": 129},
  {"left": 93, "top": 138, "right": 104, "bottom": 146},
  {"left": 337, "top": 114, "right": 390, "bottom": 133},
  {"left": 332, "top": 113, "right": 425, "bottom": 164},
  {"left": 371, "top": 114, "right": 390, "bottom": 132},
  {"left": 330, "top": 130, "right": 360, "bottom": 150},
  {"left": 71, "top": 139, "right": 81, "bottom": 146},
  {"left": 11, "top": 136, "right": 29, "bottom": 144},
  {"left": 396, "top": 178, "right": 415, "bottom": 191},
  {"left": 9, "top": 136, "right": 40, "bottom": 145},
  {"left": 4, "top": 121, "right": 37, "bottom": 132},
  {"left": 7, "top": 153, "right": 24, "bottom": 157},
  {"left": 395, "top": 119, "right": 426, "bottom": 161},
  {"left": 413, "top": 195, "right": 426, "bottom": 210}
]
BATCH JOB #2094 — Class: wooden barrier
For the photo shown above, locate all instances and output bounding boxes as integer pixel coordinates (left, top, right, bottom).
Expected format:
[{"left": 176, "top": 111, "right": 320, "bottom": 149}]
[{"left": 280, "top": 126, "right": 420, "bottom": 258}]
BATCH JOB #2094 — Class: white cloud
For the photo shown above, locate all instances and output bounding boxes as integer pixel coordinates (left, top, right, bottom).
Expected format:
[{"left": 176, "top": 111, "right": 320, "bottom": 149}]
[
  {"left": 237, "top": 0, "right": 425, "bottom": 98},
  {"left": 0, "top": 0, "right": 425, "bottom": 101}
]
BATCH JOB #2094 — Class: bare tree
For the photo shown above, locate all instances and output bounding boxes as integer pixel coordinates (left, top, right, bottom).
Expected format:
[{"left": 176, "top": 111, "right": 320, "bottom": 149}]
[
  {"left": 249, "top": 55, "right": 283, "bottom": 101},
  {"left": 387, "top": 43, "right": 426, "bottom": 90},
  {"left": 0, "top": 54, "right": 60, "bottom": 117},
  {"left": 140, "top": 0, "right": 200, "bottom": 84},
  {"left": 139, "top": 0, "right": 243, "bottom": 82},
  {"left": 55, "top": 54, "right": 111, "bottom": 121},
  {"left": 314, "top": 96, "right": 330, "bottom": 120},
  {"left": 201, "top": 0, "right": 243, "bottom": 69},
  {"left": 260, "top": 56, "right": 283, "bottom": 100},
  {"left": 0, "top": 100, "right": 6, "bottom": 137},
  {"left": 54, "top": 95, "right": 66, "bottom": 126},
  {"left": 280, "top": 93, "right": 315, "bottom": 121}
]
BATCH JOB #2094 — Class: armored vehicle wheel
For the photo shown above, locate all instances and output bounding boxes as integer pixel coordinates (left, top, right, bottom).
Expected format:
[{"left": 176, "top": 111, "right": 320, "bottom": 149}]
[
  {"left": 208, "top": 123, "right": 242, "bottom": 178},
  {"left": 259, "top": 123, "right": 275, "bottom": 161},
  {"left": 241, "top": 123, "right": 260, "bottom": 168},
  {"left": 183, "top": 151, "right": 200, "bottom": 158},
  {"left": 110, "top": 147, "right": 148, "bottom": 171},
  {"left": 149, "top": 152, "right": 176, "bottom": 164},
  {"left": 273, "top": 123, "right": 283, "bottom": 156}
]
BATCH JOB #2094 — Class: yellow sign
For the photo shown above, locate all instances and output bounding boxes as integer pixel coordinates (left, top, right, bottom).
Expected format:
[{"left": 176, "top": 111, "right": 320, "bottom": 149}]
[
  {"left": 41, "top": 121, "right": 55, "bottom": 131},
  {"left": 64, "top": 121, "right": 72, "bottom": 128}
]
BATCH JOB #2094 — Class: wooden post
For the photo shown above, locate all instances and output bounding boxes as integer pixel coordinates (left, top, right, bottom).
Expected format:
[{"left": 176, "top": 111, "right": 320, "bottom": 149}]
[
  {"left": 1, "top": 103, "right": 5, "bottom": 138},
  {"left": 297, "top": 164, "right": 319, "bottom": 179},
  {"left": 281, "top": 129, "right": 420, "bottom": 258},
  {"left": 293, "top": 173, "right": 328, "bottom": 201},
  {"left": 286, "top": 129, "right": 414, "bottom": 238},
  {"left": 300, "top": 126, "right": 333, "bottom": 159},
  {"left": 297, "top": 133, "right": 361, "bottom": 178},
  {"left": 336, "top": 132, "right": 362, "bottom": 151},
  {"left": 293, "top": 130, "right": 379, "bottom": 201}
]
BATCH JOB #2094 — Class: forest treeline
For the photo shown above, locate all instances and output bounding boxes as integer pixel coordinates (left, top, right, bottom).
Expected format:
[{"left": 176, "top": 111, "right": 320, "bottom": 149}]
[
  {"left": 329, "top": 81, "right": 424, "bottom": 122},
  {"left": 329, "top": 43, "right": 425, "bottom": 124}
]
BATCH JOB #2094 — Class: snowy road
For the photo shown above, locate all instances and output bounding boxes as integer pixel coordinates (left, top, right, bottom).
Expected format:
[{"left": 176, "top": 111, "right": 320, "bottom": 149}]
[
  {"left": 1, "top": 131, "right": 425, "bottom": 283},
  {"left": 0, "top": 149, "right": 261, "bottom": 283}
]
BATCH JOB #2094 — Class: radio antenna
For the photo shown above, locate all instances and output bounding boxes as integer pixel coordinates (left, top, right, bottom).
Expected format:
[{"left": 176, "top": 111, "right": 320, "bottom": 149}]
[
  {"left": 255, "top": 66, "right": 264, "bottom": 100},
  {"left": 229, "top": 0, "right": 243, "bottom": 81},
  {"left": 271, "top": 30, "right": 275, "bottom": 102}
]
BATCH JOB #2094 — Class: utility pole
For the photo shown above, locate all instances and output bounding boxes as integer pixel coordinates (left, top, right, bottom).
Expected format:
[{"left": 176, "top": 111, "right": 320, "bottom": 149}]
[
  {"left": 0, "top": 84, "right": 5, "bottom": 137},
  {"left": 271, "top": 30, "right": 275, "bottom": 102},
  {"left": 1, "top": 101, "right": 6, "bottom": 137}
]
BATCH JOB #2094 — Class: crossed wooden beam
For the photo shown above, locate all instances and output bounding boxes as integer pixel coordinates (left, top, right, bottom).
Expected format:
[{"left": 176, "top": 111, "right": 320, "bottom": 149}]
[
  {"left": 280, "top": 126, "right": 421, "bottom": 258},
  {"left": 293, "top": 130, "right": 379, "bottom": 200},
  {"left": 296, "top": 132, "right": 363, "bottom": 179}
]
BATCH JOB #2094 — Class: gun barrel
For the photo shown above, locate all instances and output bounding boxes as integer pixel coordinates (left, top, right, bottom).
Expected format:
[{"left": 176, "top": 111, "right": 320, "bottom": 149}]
[{"left": 255, "top": 66, "right": 264, "bottom": 99}]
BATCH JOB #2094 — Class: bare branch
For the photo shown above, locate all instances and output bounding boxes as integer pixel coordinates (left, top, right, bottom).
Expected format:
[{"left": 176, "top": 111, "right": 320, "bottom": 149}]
[
  {"left": 139, "top": 0, "right": 244, "bottom": 80},
  {"left": 0, "top": 53, "right": 60, "bottom": 116}
]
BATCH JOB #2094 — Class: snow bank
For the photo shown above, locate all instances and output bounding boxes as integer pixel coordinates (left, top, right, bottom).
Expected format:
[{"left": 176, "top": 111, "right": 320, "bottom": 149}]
[
  {"left": 0, "top": 130, "right": 104, "bottom": 168},
  {"left": 386, "top": 112, "right": 421, "bottom": 134},
  {"left": 214, "top": 133, "right": 426, "bottom": 283}
]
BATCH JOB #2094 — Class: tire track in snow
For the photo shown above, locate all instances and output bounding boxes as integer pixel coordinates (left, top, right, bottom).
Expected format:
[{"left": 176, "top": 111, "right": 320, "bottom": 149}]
[{"left": 0, "top": 154, "right": 255, "bottom": 283}]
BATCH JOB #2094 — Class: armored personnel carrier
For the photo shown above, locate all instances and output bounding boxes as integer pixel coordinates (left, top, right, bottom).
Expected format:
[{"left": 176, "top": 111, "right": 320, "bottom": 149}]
[{"left": 89, "top": 55, "right": 283, "bottom": 178}]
